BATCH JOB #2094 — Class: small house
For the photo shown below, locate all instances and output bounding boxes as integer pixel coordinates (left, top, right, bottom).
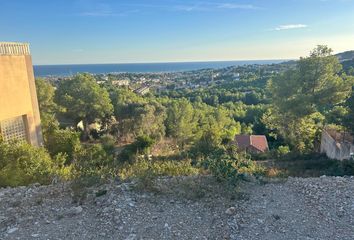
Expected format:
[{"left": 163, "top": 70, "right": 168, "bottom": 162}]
[{"left": 234, "top": 135, "right": 269, "bottom": 153}]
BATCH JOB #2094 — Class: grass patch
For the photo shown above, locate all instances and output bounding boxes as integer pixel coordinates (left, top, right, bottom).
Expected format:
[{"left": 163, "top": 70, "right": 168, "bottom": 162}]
[{"left": 118, "top": 157, "right": 200, "bottom": 192}]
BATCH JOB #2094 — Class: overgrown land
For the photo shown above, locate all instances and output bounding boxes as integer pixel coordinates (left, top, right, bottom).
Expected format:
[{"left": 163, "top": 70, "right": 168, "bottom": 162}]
[{"left": 1, "top": 46, "right": 354, "bottom": 239}]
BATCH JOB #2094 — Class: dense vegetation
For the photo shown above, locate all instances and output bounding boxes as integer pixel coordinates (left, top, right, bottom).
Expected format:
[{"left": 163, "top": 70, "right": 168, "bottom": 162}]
[{"left": 1, "top": 45, "right": 354, "bottom": 188}]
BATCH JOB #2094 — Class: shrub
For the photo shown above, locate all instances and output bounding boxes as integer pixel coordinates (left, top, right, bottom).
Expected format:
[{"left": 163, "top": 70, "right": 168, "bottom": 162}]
[
  {"left": 100, "top": 134, "right": 116, "bottom": 154},
  {"left": 119, "top": 157, "right": 200, "bottom": 192},
  {"left": 276, "top": 145, "right": 291, "bottom": 158},
  {"left": 45, "top": 128, "right": 81, "bottom": 163},
  {"left": 73, "top": 143, "right": 115, "bottom": 177},
  {"left": 119, "top": 135, "right": 155, "bottom": 162},
  {"left": 118, "top": 157, "right": 199, "bottom": 180},
  {"left": 204, "top": 149, "right": 265, "bottom": 185},
  {"left": 0, "top": 142, "right": 55, "bottom": 187},
  {"left": 206, "top": 153, "right": 239, "bottom": 185}
]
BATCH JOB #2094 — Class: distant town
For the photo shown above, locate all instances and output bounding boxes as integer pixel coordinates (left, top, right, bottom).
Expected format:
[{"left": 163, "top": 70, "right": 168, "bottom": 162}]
[{"left": 42, "top": 61, "right": 294, "bottom": 95}]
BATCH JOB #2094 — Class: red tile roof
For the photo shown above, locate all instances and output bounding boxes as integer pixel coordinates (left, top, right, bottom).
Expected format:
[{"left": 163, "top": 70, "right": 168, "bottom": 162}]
[{"left": 235, "top": 135, "right": 269, "bottom": 153}]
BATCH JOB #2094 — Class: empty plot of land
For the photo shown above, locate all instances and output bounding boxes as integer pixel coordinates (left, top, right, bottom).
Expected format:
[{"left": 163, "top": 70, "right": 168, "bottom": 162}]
[{"left": 1, "top": 176, "right": 354, "bottom": 240}]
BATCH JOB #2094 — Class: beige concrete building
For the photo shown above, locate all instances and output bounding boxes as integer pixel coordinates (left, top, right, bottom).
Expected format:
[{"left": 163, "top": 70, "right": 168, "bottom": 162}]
[{"left": 0, "top": 42, "right": 43, "bottom": 146}]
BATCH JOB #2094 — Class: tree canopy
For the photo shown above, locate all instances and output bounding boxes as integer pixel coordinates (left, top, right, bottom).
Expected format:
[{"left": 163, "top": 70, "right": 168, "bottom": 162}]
[{"left": 55, "top": 74, "right": 113, "bottom": 139}]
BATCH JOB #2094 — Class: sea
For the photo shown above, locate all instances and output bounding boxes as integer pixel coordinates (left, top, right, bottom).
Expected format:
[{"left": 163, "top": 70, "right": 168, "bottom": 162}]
[{"left": 33, "top": 60, "right": 285, "bottom": 77}]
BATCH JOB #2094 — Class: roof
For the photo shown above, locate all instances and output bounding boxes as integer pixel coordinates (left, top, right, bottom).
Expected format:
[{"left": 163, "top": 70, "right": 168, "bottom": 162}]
[{"left": 235, "top": 135, "right": 269, "bottom": 153}]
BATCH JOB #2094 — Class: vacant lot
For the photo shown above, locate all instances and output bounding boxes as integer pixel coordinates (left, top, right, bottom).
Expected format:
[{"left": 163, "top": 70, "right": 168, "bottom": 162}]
[{"left": 1, "top": 176, "right": 354, "bottom": 240}]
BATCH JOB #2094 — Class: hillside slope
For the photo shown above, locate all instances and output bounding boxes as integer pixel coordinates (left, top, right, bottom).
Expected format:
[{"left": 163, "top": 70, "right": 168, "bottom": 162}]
[{"left": 336, "top": 50, "right": 354, "bottom": 62}]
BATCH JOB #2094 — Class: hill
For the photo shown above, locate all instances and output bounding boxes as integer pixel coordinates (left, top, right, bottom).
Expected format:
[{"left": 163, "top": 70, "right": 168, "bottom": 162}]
[{"left": 335, "top": 50, "right": 354, "bottom": 62}]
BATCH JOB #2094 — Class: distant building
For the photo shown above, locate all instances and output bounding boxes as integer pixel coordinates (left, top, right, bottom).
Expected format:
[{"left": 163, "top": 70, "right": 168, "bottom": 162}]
[
  {"left": 112, "top": 79, "right": 129, "bottom": 86},
  {"left": 0, "top": 42, "right": 43, "bottom": 146},
  {"left": 134, "top": 86, "right": 150, "bottom": 95},
  {"left": 321, "top": 127, "right": 354, "bottom": 160},
  {"left": 234, "top": 135, "right": 269, "bottom": 153}
]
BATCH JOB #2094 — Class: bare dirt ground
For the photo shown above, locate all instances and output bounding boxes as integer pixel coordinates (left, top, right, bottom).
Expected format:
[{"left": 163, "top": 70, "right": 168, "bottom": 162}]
[{"left": 1, "top": 176, "right": 354, "bottom": 240}]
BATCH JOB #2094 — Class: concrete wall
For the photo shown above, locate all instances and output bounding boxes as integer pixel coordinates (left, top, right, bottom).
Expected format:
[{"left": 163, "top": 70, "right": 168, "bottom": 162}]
[
  {"left": 0, "top": 45, "right": 43, "bottom": 146},
  {"left": 320, "top": 130, "right": 354, "bottom": 160}
]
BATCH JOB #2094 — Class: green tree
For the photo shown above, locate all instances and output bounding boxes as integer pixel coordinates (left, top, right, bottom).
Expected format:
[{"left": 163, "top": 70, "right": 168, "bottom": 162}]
[
  {"left": 343, "top": 90, "right": 354, "bottom": 134},
  {"left": 265, "top": 46, "right": 353, "bottom": 152},
  {"left": 165, "top": 99, "right": 197, "bottom": 148},
  {"left": 36, "top": 78, "right": 60, "bottom": 134},
  {"left": 110, "top": 89, "right": 166, "bottom": 141},
  {"left": 269, "top": 45, "right": 352, "bottom": 117},
  {"left": 55, "top": 74, "right": 113, "bottom": 140}
]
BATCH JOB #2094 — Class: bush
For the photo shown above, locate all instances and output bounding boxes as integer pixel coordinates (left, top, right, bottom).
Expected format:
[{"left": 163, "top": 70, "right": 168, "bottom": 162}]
[
  {"left": 0, "top": 142, "right": 55, "bottom": 187},
  {"left": 118, "top": 157, "right": 199, "bottom": 180},
  {"left": 119, "top": 157, "right": 199, "bottom": 192},
  {"left": 73, "top": 143, "right": 115, "bottom": 177},
  {"left": 119, "top": 135, "right": 155, "bottom": 162},
  {"left": 100, "top": 134, "right": 116, "bottom": 154},
  {"left": 276, "top": 145, "right": 291, "bottom": 158},
  {"left": 45, "top": 128, "right": 81, "bottom": 163},
  {"left": 204, "top": 149, "right": 265, "bottom": 185}
]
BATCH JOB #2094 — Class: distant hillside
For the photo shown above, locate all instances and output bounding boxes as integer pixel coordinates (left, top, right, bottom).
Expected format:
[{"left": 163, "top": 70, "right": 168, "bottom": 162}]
[
  {"left": 335, "top": 50, "right": 354, "bottom": 62},
  {"left": 341, "top": 59, "right": 354, "bottom": 72}
]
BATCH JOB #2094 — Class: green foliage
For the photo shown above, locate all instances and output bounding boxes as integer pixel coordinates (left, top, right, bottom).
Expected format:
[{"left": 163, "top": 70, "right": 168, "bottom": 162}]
[
  {"left": 269, "top": 45, "right": 352, "bottom": 117},
  {"left": 36, "top": 78, "right": 58, "bottom": 114},
  {"left": 204, "top": 149, "right": 264, "bottom": 185},
  {"left": 110, "top": 88, "right": 166, "bottom": 141},
  {"left": 36, "top": 78, "right": 61, "bottom": 136},
  {"left": 0, "top": 142, "right": 55, "bottom": 187},
  {"left": 276, "top": 145, "right": 291, "bottom": 158},
  {"left": 165, "top": 98, "right": 197, "bottom": 148},
  {"left": 119, "top": 135, "right": 155, "bottom": 162},
  {"left": 265, "top": 46, "right": 353, "bottom": 152},
  {"left": 118, "top": 157, "right": 199, "bottom": 180},
  {"left": 73, "top": 143, "right": 115, "bottom": 177},
  {"left": 45, "top": 128, "right": 81, "bottom": 163},
  {"left": 55, "top": 73, "right": 113, "bottom": 139},
  {"left": 100, "top": 134, "right": 116, "bottom": 154},
  {"left": 343, "top": 90, "right": 354, "bottom": 134},
  {"left": 263, "top": 109, "right": 324, "bottom": 152}
]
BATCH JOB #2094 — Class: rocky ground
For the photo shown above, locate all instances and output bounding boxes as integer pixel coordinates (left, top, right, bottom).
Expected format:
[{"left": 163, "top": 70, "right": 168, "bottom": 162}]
[{"left": 1, "top": 176, "right": 354, "bottom": 240}]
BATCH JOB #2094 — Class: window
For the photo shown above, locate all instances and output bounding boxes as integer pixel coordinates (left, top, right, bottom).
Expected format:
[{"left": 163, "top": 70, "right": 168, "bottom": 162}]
[{"left": 0, "top": 115, "right": 28, "bottom": 143}]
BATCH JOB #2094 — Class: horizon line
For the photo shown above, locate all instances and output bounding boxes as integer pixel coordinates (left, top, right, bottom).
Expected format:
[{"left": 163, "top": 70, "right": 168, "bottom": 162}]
[{"left": 33, "top": 58, "right": 292, "bottom": 66}]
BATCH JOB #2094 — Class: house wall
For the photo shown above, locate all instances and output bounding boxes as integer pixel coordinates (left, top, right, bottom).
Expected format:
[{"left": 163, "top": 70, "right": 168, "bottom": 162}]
[
  {"left": 0, "top": 43, "right": 43, "bottom": 146},
  {"left": 320, "top": 130, "right": 354, "bottom": 160}
]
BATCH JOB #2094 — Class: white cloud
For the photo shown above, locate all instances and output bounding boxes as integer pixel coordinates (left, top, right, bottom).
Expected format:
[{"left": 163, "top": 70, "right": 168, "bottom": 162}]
[
  {"left": 217, "top": 3, "right": 258, "bottom": 9},
  {"left": 274, "top": 24, "right": 308, "bottom": 31},
  {"left": 174, "top": 2, "right": 259, "bottom": 12}
]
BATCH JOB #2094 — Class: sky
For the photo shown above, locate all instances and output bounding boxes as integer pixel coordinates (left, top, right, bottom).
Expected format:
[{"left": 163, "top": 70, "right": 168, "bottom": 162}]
[{"left": 1, "top": 0, "right": 354, "bottom": 65}]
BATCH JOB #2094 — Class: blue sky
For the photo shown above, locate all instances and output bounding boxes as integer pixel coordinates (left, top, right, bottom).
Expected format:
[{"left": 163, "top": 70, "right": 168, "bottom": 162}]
[{"left": 1, "top": 0, "right": 354, "bottom": 64}]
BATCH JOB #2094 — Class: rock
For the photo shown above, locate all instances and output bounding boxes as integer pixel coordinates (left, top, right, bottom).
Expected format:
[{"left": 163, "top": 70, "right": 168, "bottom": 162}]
[
  {"left": 125, "top": 233, "right": 137, "bottom": 240},
  {"left": 66, "top": 206, "right": 83, "bottom": 216},
  {"left": 7, "top": 227, "right": 18, "bottom": 234},
  {"left": 103, "top": 207, "right": 112, "bottom": 213},
  {"left": 225, "top": 207, "right": 236, "bottom": 215}
]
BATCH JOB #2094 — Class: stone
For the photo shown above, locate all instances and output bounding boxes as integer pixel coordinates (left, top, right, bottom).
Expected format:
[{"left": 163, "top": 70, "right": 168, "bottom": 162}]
[
  {"left": 7, "top": 227, "right": 18, "bottom": 234},
  {"left": 225, "top": 207, "right": 236, "bottom": 215},
  {"left": 125, "top": 233, "right": 137, "bottom": 240},
  {"left": 66, "top": 206, "right": 83, "bottom": 216}
]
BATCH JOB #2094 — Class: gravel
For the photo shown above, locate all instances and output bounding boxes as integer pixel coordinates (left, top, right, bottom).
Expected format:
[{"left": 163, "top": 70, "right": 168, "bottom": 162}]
[{"left": 1, "top": 176, "right": 354, "bottom": 240}]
